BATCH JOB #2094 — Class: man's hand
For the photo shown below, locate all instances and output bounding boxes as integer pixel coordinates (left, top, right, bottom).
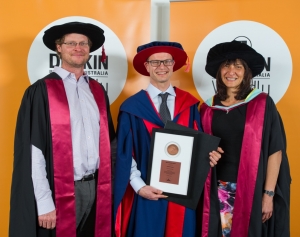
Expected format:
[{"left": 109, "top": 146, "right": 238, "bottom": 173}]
[
  {"left": 38, "top": 209, "right": 56, "bottom": 229},
  {"left": 138, "top": 185, "right": 168, "bottom": 200},
  {"left": 262, "top": 195, "right": 273, "bottom": 223},
  {"left": 209, "top": 147, "right": 224, "bottom": 167}
]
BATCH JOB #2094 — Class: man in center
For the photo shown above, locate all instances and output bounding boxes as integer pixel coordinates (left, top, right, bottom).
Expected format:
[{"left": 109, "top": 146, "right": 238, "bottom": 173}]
[{"left": 114, "top": 41, "right": 222, "bottom": 237}]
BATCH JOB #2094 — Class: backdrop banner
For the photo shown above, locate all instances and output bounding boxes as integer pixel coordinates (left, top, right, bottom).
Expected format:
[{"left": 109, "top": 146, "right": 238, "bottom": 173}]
[
  {"left": 0, "top": 0, "right": 150, "bottom": 235},
  {"left": 1, "top": 0, "right": 299, "bottom": 236}
]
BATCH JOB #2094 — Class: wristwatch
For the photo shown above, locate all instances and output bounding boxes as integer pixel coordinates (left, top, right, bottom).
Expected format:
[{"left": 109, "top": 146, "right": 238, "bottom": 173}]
[{"left": 264, "top": 190, "right": 275, "bottom": 197}]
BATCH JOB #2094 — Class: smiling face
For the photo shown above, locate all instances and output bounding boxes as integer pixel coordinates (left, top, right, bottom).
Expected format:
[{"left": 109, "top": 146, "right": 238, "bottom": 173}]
[
  {"left": 220, "top": 59, "right": 245, "bottom": 90},
  {"left": 56, "top": 33, "right": 90, "bottom": 72},
  {"left": 144, "top": 52, "right": 174, "bottom": 90}
]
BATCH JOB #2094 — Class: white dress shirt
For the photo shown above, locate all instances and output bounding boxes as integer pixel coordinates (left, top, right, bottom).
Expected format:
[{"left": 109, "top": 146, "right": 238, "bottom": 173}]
[
  {"left": 130, "top": 83, "right": 176, "bottom": 192},
  {"left": 32, "top": 67, "right": 100, "bottom": 215}
]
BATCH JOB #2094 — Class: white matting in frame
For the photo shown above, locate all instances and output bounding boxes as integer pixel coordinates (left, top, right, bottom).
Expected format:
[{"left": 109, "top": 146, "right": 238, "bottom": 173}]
[{"left": 149, "top": 132, "right": 194, "bottom": 195}]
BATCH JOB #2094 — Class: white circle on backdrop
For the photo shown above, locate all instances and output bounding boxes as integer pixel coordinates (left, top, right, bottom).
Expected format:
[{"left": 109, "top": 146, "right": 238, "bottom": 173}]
[
  {"left": 27, "top": 16, "right": 127, "bottom": 104},
  {"left": 192, "top": 20, "right": 292, "bottom": 104}
]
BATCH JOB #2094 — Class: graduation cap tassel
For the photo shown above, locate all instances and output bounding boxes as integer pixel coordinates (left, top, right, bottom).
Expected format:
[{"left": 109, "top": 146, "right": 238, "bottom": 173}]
[{"left": 101, "top": 45, "right": 107, "bottom": 63}]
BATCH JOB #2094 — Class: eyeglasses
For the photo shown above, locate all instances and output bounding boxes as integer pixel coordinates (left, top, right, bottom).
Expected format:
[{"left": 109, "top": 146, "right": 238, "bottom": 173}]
[
  {"left": 62, "top": 42, "right": 89, "bottom": 47},
  {"left": 147, "top": 59, "right": 174, "bottom": 67}
]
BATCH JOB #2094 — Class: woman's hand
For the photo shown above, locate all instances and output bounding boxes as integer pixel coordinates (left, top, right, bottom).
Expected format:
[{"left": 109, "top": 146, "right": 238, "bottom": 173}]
[
  {"left": 262, "top": 194, "right": 273, "bottom": 223},
  {"left": 209, "top": 147, "right": 224, "bottom": 167}
]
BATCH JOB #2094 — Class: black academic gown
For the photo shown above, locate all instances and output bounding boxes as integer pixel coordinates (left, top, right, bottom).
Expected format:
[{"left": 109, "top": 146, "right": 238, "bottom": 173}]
[
  {"left": 200, "top": 94, "right": 291, "bottom": 237},
  {"left": 9, "top": 72, "right": 115, "bottom": 237}
]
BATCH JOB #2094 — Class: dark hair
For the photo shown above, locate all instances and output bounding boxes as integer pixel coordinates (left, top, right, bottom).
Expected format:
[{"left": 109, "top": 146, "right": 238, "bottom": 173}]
[{"left": 215, "top": 59, "right": 253, "bottom": 101}]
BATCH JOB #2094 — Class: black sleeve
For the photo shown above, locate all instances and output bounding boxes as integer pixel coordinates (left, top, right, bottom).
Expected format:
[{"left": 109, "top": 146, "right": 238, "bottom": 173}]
[
  {"left": 10, "top": 82, "right": 43, "bottom": 237},
  {"left": 10, "top": 79, "right": 56, "bottom": 237},
  {"left": 265, "top": 96, "right": 285, "bottom": 156}
]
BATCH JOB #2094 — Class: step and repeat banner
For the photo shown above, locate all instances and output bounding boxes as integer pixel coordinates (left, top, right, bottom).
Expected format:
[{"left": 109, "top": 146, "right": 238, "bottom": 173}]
[
  {"left": 1, "top": 0, "right": 299, "bottom": 235},
  {"left": 0, "top": 0, "right": 151, "bottom": 235},
  {"left": 169, "top": 1, "right": 299, "bottom": 235}
]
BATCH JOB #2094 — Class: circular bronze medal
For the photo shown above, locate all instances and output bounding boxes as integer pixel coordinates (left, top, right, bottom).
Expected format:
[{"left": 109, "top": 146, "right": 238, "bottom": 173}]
[{"left": 167, "top": 144, "right": 179, "bottom": 156}]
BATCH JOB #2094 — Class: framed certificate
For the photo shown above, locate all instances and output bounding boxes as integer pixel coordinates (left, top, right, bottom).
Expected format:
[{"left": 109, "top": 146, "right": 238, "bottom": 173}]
[
  {"left": 146, "top": 122, "right": 221, "bottom": 209},
  {"left": 147, "top": 129, "right": 198, "bottom": 197}
]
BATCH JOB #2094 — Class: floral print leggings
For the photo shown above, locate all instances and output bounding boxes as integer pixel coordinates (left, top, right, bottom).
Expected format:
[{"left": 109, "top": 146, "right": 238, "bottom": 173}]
[{"left": 218, "top": 180, "right": 237, "bottom": 237}]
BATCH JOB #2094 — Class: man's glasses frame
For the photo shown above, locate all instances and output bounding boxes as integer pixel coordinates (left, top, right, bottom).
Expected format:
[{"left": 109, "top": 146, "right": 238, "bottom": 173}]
[
  {"left": 146, "top": 59, "right": 175, "bottom": 67},
  {"left": 62, "top": 41, "right": 89, "bottom": 47}
]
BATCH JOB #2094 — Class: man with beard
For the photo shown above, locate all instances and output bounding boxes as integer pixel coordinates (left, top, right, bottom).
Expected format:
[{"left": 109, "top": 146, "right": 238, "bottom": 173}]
[{"left": 9, "top": 22, "right": 115, "bottom": 237}]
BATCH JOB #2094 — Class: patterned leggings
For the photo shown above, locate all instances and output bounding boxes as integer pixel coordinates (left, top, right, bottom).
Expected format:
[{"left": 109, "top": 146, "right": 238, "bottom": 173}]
[{"left": 217, "top": 180, "right": 237, "bottom": 237}]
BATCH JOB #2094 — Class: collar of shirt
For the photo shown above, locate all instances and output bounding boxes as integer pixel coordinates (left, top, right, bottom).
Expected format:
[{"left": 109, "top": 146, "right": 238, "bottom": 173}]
[
  {"left": 146, "top": 83, "right": 176, "bottom": 99},
  {"left": 53, "top": 66, "right": 89, "bottom": 84},
  {"left": 146, "top": 83, "right": 176, "bottom": 119}
]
